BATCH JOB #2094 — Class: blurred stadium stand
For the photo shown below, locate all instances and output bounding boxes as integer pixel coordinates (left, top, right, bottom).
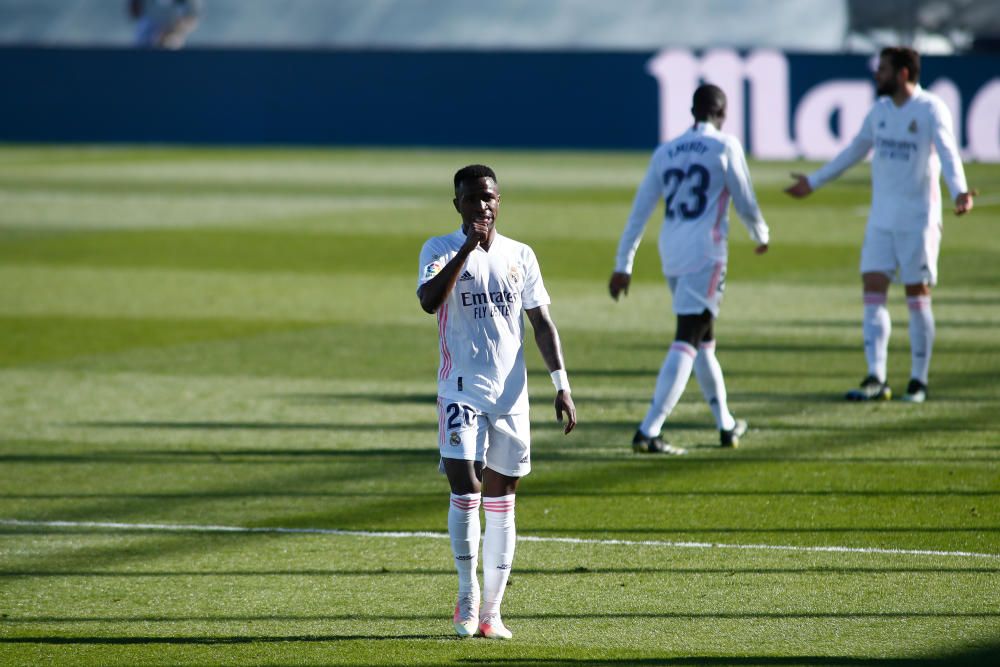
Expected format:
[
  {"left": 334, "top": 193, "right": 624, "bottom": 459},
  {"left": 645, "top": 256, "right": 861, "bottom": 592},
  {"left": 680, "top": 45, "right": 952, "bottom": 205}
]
[
  {"left": 846, "top": 0, "right": 1000, "bottom": 53},
  {"left": 0, "top": 0, "right": 850, "bottom": 50},
  {"left": 4, "top": 1, "right": 997, "bottom": 52}
]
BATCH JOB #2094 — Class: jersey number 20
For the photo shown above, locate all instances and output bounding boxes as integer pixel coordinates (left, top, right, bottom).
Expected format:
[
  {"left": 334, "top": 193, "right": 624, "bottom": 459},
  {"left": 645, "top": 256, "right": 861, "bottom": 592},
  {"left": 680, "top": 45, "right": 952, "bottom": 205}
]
[
  {"left": 663, "top": 164, "right": 710, "bottom": 220},
  {"left": 445, "top": 402, "right": 475, "bottom": 429}
]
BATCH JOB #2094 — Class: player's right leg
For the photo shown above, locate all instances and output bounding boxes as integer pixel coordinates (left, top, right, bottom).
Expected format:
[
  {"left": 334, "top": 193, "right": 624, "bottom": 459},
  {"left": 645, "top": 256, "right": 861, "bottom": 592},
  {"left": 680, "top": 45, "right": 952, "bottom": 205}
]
[
  {"left": 852, "top": 230, "right": 895, "bottom": 401},
  {"left": 439, "top": 399, "right": 488, "bottom": 637}
]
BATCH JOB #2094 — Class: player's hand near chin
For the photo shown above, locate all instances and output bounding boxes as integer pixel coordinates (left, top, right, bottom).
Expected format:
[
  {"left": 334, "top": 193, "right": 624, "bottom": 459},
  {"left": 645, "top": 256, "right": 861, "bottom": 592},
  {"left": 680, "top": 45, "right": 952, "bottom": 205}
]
[{"left": 463, "top": 221, "right": 490, "bottom": 250}]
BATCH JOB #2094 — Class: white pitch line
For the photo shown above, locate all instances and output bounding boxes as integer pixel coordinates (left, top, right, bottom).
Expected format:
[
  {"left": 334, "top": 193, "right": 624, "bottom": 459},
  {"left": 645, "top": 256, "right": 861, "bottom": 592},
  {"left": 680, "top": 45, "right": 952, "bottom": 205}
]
[{"left": 2, "top": 518, "right": 998, "bottom": 561}]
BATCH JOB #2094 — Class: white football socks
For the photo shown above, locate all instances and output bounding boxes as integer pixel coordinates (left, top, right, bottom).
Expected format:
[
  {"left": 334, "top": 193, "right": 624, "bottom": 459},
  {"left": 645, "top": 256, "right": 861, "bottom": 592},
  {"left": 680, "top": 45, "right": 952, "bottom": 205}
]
[
  {"left": 693, "top": 340, "right": 736, "bottom": 431},
  {"left": 481, "top": 494, "right": 515, "bottom": 619},
  {"left": 640, "top": 341, "right": 697, "bottom": 437},
  {"left": 862, "top": 292, "right": 891, "bottom": 383},
  {"left": 907, "top": 295, "right": 934, "bottom": 384},
  {"left": 448, "top": 492, "right": 481, "bottom": 596}
]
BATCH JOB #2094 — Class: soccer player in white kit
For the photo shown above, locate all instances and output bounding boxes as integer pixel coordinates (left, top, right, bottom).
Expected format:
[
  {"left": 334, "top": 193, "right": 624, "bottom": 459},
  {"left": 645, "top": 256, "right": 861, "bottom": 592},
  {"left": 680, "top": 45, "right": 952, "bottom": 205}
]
[
  {"left": 417, "top": 165, "right": 577, "bottom": 639},
  {"left": 786, "top": 47, "right": 975, "bottom": 403},
  {"left": 610, "top": 84, "right": 770, "bottom": 454}
]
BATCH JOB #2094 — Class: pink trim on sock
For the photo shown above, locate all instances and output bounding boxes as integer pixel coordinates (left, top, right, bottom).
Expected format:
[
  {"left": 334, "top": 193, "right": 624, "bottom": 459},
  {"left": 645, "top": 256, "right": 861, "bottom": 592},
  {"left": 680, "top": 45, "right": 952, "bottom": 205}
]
[
  {"left": 670, "top": 341, "right": 698, "bottom": 359},
  {"left": 699, "top": 340, "right": 716, "bottom": 352},
  {"left": 482, "top": 498, "right": 515, "bottom": 513},
  {"left": 907, "top": 296, "right": 931, "bottom": 311},
  {"left": 451, "top": 495, "right": 481, "bottom": 510},
  {"left": 863, "top": 292, "right": 888, "bottom": 305}
]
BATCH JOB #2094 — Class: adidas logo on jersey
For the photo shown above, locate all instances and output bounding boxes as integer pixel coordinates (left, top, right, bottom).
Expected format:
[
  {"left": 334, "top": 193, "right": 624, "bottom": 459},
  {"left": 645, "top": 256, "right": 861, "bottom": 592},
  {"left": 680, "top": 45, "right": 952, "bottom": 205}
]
[{"left": 459, "top": 270, "right": 475, "bottom": 281}]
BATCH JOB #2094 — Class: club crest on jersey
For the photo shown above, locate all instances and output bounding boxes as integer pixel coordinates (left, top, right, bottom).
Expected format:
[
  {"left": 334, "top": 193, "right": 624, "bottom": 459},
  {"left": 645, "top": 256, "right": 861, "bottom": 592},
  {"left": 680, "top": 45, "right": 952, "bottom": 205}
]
[
  {"left": 908, "top": 120, "right": 918, "bottom": 133},
  {"left": 449, "top": 431, "right": 461, "bottom": 446},
  {"left": 508, "top": 264, "right": 521, "bottom": 285},
  {"left": 423, "top": 260, "right": 443, "bottom": 280}
]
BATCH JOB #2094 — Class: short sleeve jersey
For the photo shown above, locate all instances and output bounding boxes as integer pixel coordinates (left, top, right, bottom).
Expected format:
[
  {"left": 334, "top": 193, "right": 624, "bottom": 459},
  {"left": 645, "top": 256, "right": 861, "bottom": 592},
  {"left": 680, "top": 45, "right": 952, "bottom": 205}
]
[
  {"left": 615, "top": 122, "right": 769, "bottom": 277},
  {"left": 417, "top": 230, "right": 551, "bottom": 414},
  {"left": 809, "top": 86, "right": 968, "bottom": 232}
]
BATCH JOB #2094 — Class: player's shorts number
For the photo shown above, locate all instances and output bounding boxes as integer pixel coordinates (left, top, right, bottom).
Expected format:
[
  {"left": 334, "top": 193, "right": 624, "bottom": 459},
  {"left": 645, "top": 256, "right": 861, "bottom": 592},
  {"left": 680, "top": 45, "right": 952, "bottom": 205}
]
[
  {"left": 445, "top": 402, "right": 475, "bottom": 430},
  {"left": 663, "top": 164, "right": 710, "bottom": 221}
]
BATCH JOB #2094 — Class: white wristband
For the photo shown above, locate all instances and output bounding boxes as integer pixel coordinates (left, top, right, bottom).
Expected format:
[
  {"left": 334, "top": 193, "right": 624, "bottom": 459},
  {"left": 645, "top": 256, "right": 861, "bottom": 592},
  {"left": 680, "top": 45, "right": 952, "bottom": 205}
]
[{"left": 550, "top": 369, "right": 570, "bottom": 393}]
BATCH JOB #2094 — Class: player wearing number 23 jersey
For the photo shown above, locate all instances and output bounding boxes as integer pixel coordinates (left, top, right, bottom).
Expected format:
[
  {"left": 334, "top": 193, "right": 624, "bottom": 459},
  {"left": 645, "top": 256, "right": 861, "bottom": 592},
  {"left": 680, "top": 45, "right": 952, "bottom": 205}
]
[
  {"left": 615, "top": 117, "right": 769, "bottom": 280},
  {"left": 609, "top": 84, "right": 769, "bottom": 455}
]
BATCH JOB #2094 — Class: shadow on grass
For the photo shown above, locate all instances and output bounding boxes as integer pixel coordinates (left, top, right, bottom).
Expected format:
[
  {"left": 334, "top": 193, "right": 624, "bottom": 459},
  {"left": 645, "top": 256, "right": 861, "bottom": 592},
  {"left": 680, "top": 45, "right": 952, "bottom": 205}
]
[
  {"left": 452, "top": 643, "right": 1000, "bottom": 666},
  {"left": 64, "top": 416, "right": 1000, "bottom": 437},
  {"left": 0, "top": 633, "right": 449, "bottom": 645},
  {"left": 4, "top": 611, "right": 1000, "bottom": 625},
  {"left": 278, "top": 392, "right": 436, "bottom": 405},
  {"left": 5, "top": 488, "right": 998, "bottom": 499},
  {"left": 69, "top": 420, "right": 434, "bottom": 432},
  {"left": 3, "top": 565, "right": 997, "bottom": 579}
]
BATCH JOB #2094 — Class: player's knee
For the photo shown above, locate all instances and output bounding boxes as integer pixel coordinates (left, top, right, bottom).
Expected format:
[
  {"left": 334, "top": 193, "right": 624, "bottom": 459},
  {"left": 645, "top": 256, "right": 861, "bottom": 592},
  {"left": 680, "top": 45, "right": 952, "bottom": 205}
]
[{"left": 674, "top": 311, "right": 713, "bottom": 346}]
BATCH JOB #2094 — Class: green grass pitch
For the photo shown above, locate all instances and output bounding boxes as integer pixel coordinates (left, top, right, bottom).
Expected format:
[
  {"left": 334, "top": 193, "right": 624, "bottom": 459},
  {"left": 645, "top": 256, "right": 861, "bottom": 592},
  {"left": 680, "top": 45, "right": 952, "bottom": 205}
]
[{"left": 0, "top": 146, "right": 998, "bottom": 666}]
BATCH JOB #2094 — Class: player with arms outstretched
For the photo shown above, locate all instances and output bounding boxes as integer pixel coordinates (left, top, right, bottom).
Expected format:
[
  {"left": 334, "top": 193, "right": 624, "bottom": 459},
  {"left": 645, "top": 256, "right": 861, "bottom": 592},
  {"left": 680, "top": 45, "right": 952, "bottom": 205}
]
[
  {"left": 610, "top": 84, "right": 769, "bottom": 454},
  {"left": 786, "top": 46, "right": 974, "bottom": 403},
  {"left": 418, "top": 165, "right": 577, "bottom": 639}
]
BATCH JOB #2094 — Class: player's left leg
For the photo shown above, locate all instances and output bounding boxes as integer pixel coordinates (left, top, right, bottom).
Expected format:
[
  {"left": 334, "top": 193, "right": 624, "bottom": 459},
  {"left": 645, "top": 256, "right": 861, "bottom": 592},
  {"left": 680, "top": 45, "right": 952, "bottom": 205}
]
[
  {"left": 899, "top": 225, "right": 940, "bottom": 403},
  {"left": 478, "top": 415, "right": 528, "bottom": 639},
  {"left": 693, "top": 326, "right": 745, "bottom": 447}
]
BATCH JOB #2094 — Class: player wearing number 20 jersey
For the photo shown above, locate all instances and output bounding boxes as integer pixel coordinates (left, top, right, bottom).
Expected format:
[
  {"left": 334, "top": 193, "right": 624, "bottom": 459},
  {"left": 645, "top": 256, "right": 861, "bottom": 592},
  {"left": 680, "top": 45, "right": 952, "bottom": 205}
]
[
  {"left": 418, "top": 229, "right": 550, "bottom": 415},
  {"left": 417, "top": 165, "right": 576, "bottom": 640},
  {"left": 615, "top": 120, "right": 769, "bottom": 280}
]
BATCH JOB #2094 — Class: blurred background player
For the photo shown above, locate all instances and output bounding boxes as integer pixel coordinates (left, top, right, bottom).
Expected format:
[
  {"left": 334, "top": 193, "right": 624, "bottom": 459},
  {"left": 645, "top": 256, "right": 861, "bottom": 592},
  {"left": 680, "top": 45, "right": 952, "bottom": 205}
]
[
  {"left": 417, "top": 165, "right": 577, "bottom": 639},
  {"left": 609, "top": 84, "right": 769, "bottom": 454},
  {"left": 785, "top": 46, "right": 975, "bottom": 403},
  {"left": 129, "top": 0, "right": 200, "bottom": 49}
]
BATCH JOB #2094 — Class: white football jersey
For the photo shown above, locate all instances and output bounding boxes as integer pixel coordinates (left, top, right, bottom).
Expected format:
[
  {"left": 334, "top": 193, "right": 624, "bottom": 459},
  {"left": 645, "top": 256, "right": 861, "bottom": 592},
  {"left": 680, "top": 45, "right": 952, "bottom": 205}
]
[
  {"left": 615, "top": 122, "right": 769, "bottom": 277},
  {"left": 418, "top": 229, "right": 550, "bottom": 414},
  {"left": 808, "top": 86, "right": 968, "bottom": 232}
]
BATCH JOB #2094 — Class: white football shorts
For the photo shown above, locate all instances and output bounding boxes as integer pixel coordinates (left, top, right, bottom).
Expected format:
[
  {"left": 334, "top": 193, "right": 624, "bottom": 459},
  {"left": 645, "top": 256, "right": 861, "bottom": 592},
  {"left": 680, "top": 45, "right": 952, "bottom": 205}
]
[
  {"left": 667, "top": 260, "right": 727, "bottom": 318},
  {"left": 437, "top": 398, "right": 531, "bottom": 478},
  {"left": 860, "top": 224, "right": 941, "bottom": 286}
]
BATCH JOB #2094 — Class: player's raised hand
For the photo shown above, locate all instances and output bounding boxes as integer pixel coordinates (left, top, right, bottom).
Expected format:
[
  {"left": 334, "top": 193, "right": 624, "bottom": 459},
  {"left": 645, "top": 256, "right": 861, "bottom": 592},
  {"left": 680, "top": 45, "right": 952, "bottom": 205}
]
[
  {"left": 463, "top": 221, "right": 490, "bottom": 249},
  {"left": 555, "top": 391, "right": 576, "bottom": 434},
  {"left": 955, "top": 190, "right": 976, "bottom": 216},
  {"left": 784, "top": 173, "right": 813, "bottom": 198},
  {"left": 608, "top": 272, "right": 631, "bottom": 301}
]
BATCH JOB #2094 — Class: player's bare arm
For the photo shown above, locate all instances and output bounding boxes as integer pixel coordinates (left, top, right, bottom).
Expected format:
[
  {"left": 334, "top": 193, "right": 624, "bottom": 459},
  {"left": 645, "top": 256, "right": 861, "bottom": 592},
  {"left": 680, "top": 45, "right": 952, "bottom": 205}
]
[
  {"left": 608, "top": 272, "right": 631, "bottom": 300},
  {"left": 784, "top": 173, "right": 813, "bottom": 198},
  {"left": 417, "top": 238, "right": 478, "bottom": 314},
  {"left": 525, "top": 306, "right": 577, "bottom": 434}
]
